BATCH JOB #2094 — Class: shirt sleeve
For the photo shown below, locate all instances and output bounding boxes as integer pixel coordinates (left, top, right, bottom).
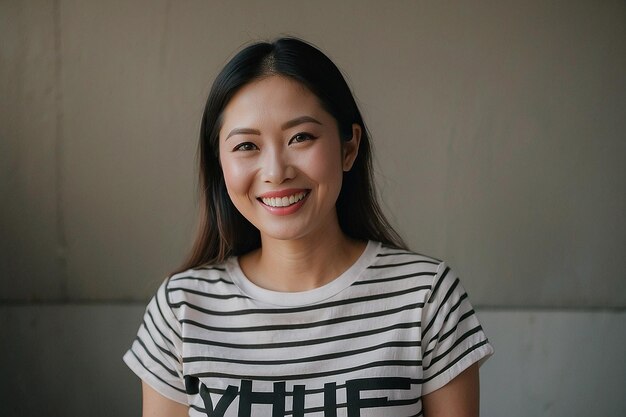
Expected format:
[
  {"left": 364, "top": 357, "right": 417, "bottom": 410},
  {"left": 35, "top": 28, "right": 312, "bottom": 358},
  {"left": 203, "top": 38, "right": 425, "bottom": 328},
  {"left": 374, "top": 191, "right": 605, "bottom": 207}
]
[
  {"left": 420, "top": 262, "right": 494, "bottom": 395},
  {"left": 123, "top": 277, "right": 188, "bottom": 404}
]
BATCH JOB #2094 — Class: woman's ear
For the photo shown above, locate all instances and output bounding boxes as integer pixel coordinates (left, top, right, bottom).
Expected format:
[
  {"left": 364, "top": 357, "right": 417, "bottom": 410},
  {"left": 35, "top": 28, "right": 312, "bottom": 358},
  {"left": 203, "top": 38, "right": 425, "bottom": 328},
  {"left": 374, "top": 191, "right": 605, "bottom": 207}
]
[{"left": 342, "top": 123, "right": 362, "bottom": 172}]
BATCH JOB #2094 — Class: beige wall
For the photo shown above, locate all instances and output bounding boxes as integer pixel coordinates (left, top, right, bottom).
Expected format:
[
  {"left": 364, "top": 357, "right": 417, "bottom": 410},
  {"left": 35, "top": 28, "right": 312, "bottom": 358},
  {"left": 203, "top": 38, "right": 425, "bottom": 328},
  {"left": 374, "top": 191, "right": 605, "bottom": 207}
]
[
  {"left": 2, "top": 2, "right": 625, "bottom": 416},
  {"left": 2, "top": 0, "right": 625, "bottom": 306}
]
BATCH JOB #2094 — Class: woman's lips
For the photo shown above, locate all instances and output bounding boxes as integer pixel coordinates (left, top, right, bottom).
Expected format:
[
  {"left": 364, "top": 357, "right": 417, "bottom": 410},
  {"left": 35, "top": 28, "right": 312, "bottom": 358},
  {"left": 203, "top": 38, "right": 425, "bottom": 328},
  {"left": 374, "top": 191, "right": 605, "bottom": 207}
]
[
  {"left": 260, "top": 191, "right": 308, "bottom": 207},
  {"left": 257, "top": 189, "right": 310, "bottom": 215}
]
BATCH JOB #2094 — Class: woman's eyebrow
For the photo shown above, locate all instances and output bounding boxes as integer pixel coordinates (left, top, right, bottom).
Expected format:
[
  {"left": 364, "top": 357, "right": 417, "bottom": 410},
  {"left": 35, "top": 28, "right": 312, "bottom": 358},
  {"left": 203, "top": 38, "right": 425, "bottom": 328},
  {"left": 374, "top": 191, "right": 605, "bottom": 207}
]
[
  {"left": 225, "top": 116, "right": 322, "bottom": 141},
  {"left": 281, "top": 116, "right": 322, "bottom": 130},
  {"left": 225, "top": 128, "right": 261, "bottom": 140}
]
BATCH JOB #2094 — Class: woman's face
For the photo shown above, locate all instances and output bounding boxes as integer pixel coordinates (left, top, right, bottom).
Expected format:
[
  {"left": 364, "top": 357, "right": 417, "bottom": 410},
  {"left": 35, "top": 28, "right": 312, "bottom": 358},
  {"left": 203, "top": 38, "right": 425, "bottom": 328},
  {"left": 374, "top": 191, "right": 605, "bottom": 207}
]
[{"left": 218, "top": 75, "right": 360, "bottom": 243}]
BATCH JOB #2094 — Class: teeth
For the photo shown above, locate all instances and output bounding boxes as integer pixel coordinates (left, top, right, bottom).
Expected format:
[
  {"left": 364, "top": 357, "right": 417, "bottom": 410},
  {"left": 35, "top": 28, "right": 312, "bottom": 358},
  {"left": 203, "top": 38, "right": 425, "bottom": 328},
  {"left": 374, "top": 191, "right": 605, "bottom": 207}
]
[{"left": 262, "top": 192, "right": 307, "bottom": 207}]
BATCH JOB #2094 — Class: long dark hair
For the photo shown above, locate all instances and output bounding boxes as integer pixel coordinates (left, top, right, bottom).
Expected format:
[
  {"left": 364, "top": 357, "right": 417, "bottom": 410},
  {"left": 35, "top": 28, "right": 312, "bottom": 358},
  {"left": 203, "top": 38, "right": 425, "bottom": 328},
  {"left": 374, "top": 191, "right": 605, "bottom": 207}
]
[{"left": 176, "top": 37, "right": 406, "bottom": 272}]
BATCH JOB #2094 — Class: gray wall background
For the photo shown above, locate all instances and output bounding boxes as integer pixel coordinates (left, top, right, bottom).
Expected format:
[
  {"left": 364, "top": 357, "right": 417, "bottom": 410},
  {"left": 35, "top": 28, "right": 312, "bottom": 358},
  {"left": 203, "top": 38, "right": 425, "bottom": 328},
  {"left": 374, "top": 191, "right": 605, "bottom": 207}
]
[{"left": 1, "top": 0, "right": 624, "bottom": 416}]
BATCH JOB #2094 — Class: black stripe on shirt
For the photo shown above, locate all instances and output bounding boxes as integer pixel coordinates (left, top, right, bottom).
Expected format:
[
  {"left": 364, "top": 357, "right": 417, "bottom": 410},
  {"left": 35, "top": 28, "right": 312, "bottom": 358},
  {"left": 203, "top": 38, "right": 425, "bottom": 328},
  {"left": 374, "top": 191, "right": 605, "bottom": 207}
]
[
  {"left": 376, "top": 251, "right": 417, "bottom": 257},
  {"left": 183, "top": 340, "right": 420, "bottom": 366},
  {"left": 368, "top": 260, "right": 439, "bottom": 269},
  {"left": 421, "top": 293, "right": 468, "bottom": 355},
  {"left": 180, "top": 301, "right": 424, "bottom": 333},
  {"left": 170, "top": 284, "right": 428, "bottom": 317},
  {"left": 423, "top": 325, "right": 485, "bottom": 372},
  {"left": 141, "top": 315, "right": 178, "bottom": 362},
  {"left": 422, "top": 339, "right": 489, "bottom": 383},
  {"left": 191, "top": 266, "right": 226, "bottom": 272},
  {"left": 421, "top": 277, "right": 460, "bottom": 337},
  {"left": 183, "top": 321, "right": 421, "bottom": 350},
  {"left": 427, "top": 266, "right": 450, "bottom": 304},
  {"left": 167, "top": 286, "right": 251, "bottom": 300},
  {"left": 435, "top": 309, "right": 475, "bottom": 348},
  {"left": 169, "top": 275, "right": 234, "bottom": 286},
  {"left": 156, "top": 288, "right": 182, "bottom": 341},
  {"left": 134, "top": 336, "right": 179, "bottom": 378},
  {"left": 353, "top": 272, "right": 435, "bottom": 286},
  {"left": 422, "top": 306, "right": 473, "bottom": 359}
]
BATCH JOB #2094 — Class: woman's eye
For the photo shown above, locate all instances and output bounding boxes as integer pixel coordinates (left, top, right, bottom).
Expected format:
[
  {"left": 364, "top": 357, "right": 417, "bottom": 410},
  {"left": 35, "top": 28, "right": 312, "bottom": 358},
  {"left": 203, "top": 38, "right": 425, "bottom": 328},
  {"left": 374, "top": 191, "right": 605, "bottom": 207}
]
[
  {"left": 233, "top": 142, "right": 258, "bottom": 151},
  {"left": 289, "top": 133, "right": 316, "bottom": 144}
]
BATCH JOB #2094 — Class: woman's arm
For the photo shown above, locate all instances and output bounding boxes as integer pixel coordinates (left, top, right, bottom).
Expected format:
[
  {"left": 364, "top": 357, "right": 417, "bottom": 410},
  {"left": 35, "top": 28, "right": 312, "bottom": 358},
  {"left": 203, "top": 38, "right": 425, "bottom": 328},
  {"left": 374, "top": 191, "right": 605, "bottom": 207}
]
[
  {"left": 422, "top": 363, "right": 480, "bottom": 417},
  {"left": 142, "top": 381, "right": 189, "bottom": 417}
]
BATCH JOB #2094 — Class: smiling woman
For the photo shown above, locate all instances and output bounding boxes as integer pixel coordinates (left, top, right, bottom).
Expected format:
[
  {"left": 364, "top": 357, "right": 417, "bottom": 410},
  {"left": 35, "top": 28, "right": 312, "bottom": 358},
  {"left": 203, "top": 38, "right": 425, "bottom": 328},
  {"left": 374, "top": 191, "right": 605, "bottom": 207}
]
[
  {"left": 219, "top": 76, "right": 361, "bottom": 266},
  {"left": 123, "top": 38, "right": 493, "bottom": 417}
]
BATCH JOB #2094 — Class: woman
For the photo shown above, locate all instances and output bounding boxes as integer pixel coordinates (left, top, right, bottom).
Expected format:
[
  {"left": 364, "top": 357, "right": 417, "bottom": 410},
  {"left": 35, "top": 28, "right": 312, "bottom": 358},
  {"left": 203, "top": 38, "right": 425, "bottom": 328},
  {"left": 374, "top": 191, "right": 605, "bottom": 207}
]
[{"left": 124, "top": 37, "right": 493, "bottom": 417}]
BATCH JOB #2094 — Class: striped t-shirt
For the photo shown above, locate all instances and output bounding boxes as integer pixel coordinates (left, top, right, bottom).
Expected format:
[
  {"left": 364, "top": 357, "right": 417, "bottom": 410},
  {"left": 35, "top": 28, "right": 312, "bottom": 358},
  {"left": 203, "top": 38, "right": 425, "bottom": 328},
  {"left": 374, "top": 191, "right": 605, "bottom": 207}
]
[{"left": 124, "top": 240, "right": 493, "bottom": 416}]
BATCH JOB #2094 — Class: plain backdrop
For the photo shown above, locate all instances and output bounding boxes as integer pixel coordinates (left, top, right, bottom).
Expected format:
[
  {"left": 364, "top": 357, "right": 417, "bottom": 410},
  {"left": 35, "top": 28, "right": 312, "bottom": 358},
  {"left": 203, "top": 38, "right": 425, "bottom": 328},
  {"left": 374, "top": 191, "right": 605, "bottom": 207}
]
[
  {"left": 2, "top": 0, "right": 625, "bottom": 307},
  {"left": 1, "top": 1, "right": 625, "bottom": 416}
]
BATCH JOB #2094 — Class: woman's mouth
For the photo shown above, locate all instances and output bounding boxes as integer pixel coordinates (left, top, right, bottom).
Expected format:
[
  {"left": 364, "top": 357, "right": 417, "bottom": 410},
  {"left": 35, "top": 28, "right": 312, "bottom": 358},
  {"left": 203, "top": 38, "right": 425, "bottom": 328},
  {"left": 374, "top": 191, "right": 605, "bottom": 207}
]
[
  {"left": 260, "top": 191, "right": 308, "bottom": 208},
  {"left": 257, "top": 190, "right": 310, "bottom": 215}
]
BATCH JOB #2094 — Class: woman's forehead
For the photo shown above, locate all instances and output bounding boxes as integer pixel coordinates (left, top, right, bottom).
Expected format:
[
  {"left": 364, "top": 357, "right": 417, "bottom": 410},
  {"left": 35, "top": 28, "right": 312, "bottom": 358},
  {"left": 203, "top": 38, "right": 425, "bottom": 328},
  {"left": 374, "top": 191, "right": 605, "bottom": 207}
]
[{"left": 220, "top": 76, "right": 329, "bottom": 133}]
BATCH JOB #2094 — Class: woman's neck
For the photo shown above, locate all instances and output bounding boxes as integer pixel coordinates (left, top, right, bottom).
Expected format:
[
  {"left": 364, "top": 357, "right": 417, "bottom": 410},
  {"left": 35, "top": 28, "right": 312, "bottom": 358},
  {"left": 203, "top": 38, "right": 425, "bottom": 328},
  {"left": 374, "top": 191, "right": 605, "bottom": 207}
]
[{"left": 239, "top": 227, "right": 367, "bottom": 292}]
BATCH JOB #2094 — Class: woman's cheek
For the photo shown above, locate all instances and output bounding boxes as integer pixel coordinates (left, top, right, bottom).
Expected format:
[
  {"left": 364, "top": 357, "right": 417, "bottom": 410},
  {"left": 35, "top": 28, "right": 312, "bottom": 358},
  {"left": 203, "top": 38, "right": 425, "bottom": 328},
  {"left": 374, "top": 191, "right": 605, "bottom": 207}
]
[
  {"left": 309, "top": 143, "right": 344, "bottom": 182},
  {"left": 226, "top": 160, "right": 259, "bottom": 203}
]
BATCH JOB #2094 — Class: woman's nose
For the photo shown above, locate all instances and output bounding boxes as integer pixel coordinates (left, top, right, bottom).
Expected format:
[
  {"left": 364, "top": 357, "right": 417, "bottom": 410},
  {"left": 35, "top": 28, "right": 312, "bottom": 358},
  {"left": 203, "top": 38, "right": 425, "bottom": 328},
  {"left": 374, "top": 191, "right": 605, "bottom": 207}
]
[{"left": 261, "top": 148, "right": 295, "bottom": 184}]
